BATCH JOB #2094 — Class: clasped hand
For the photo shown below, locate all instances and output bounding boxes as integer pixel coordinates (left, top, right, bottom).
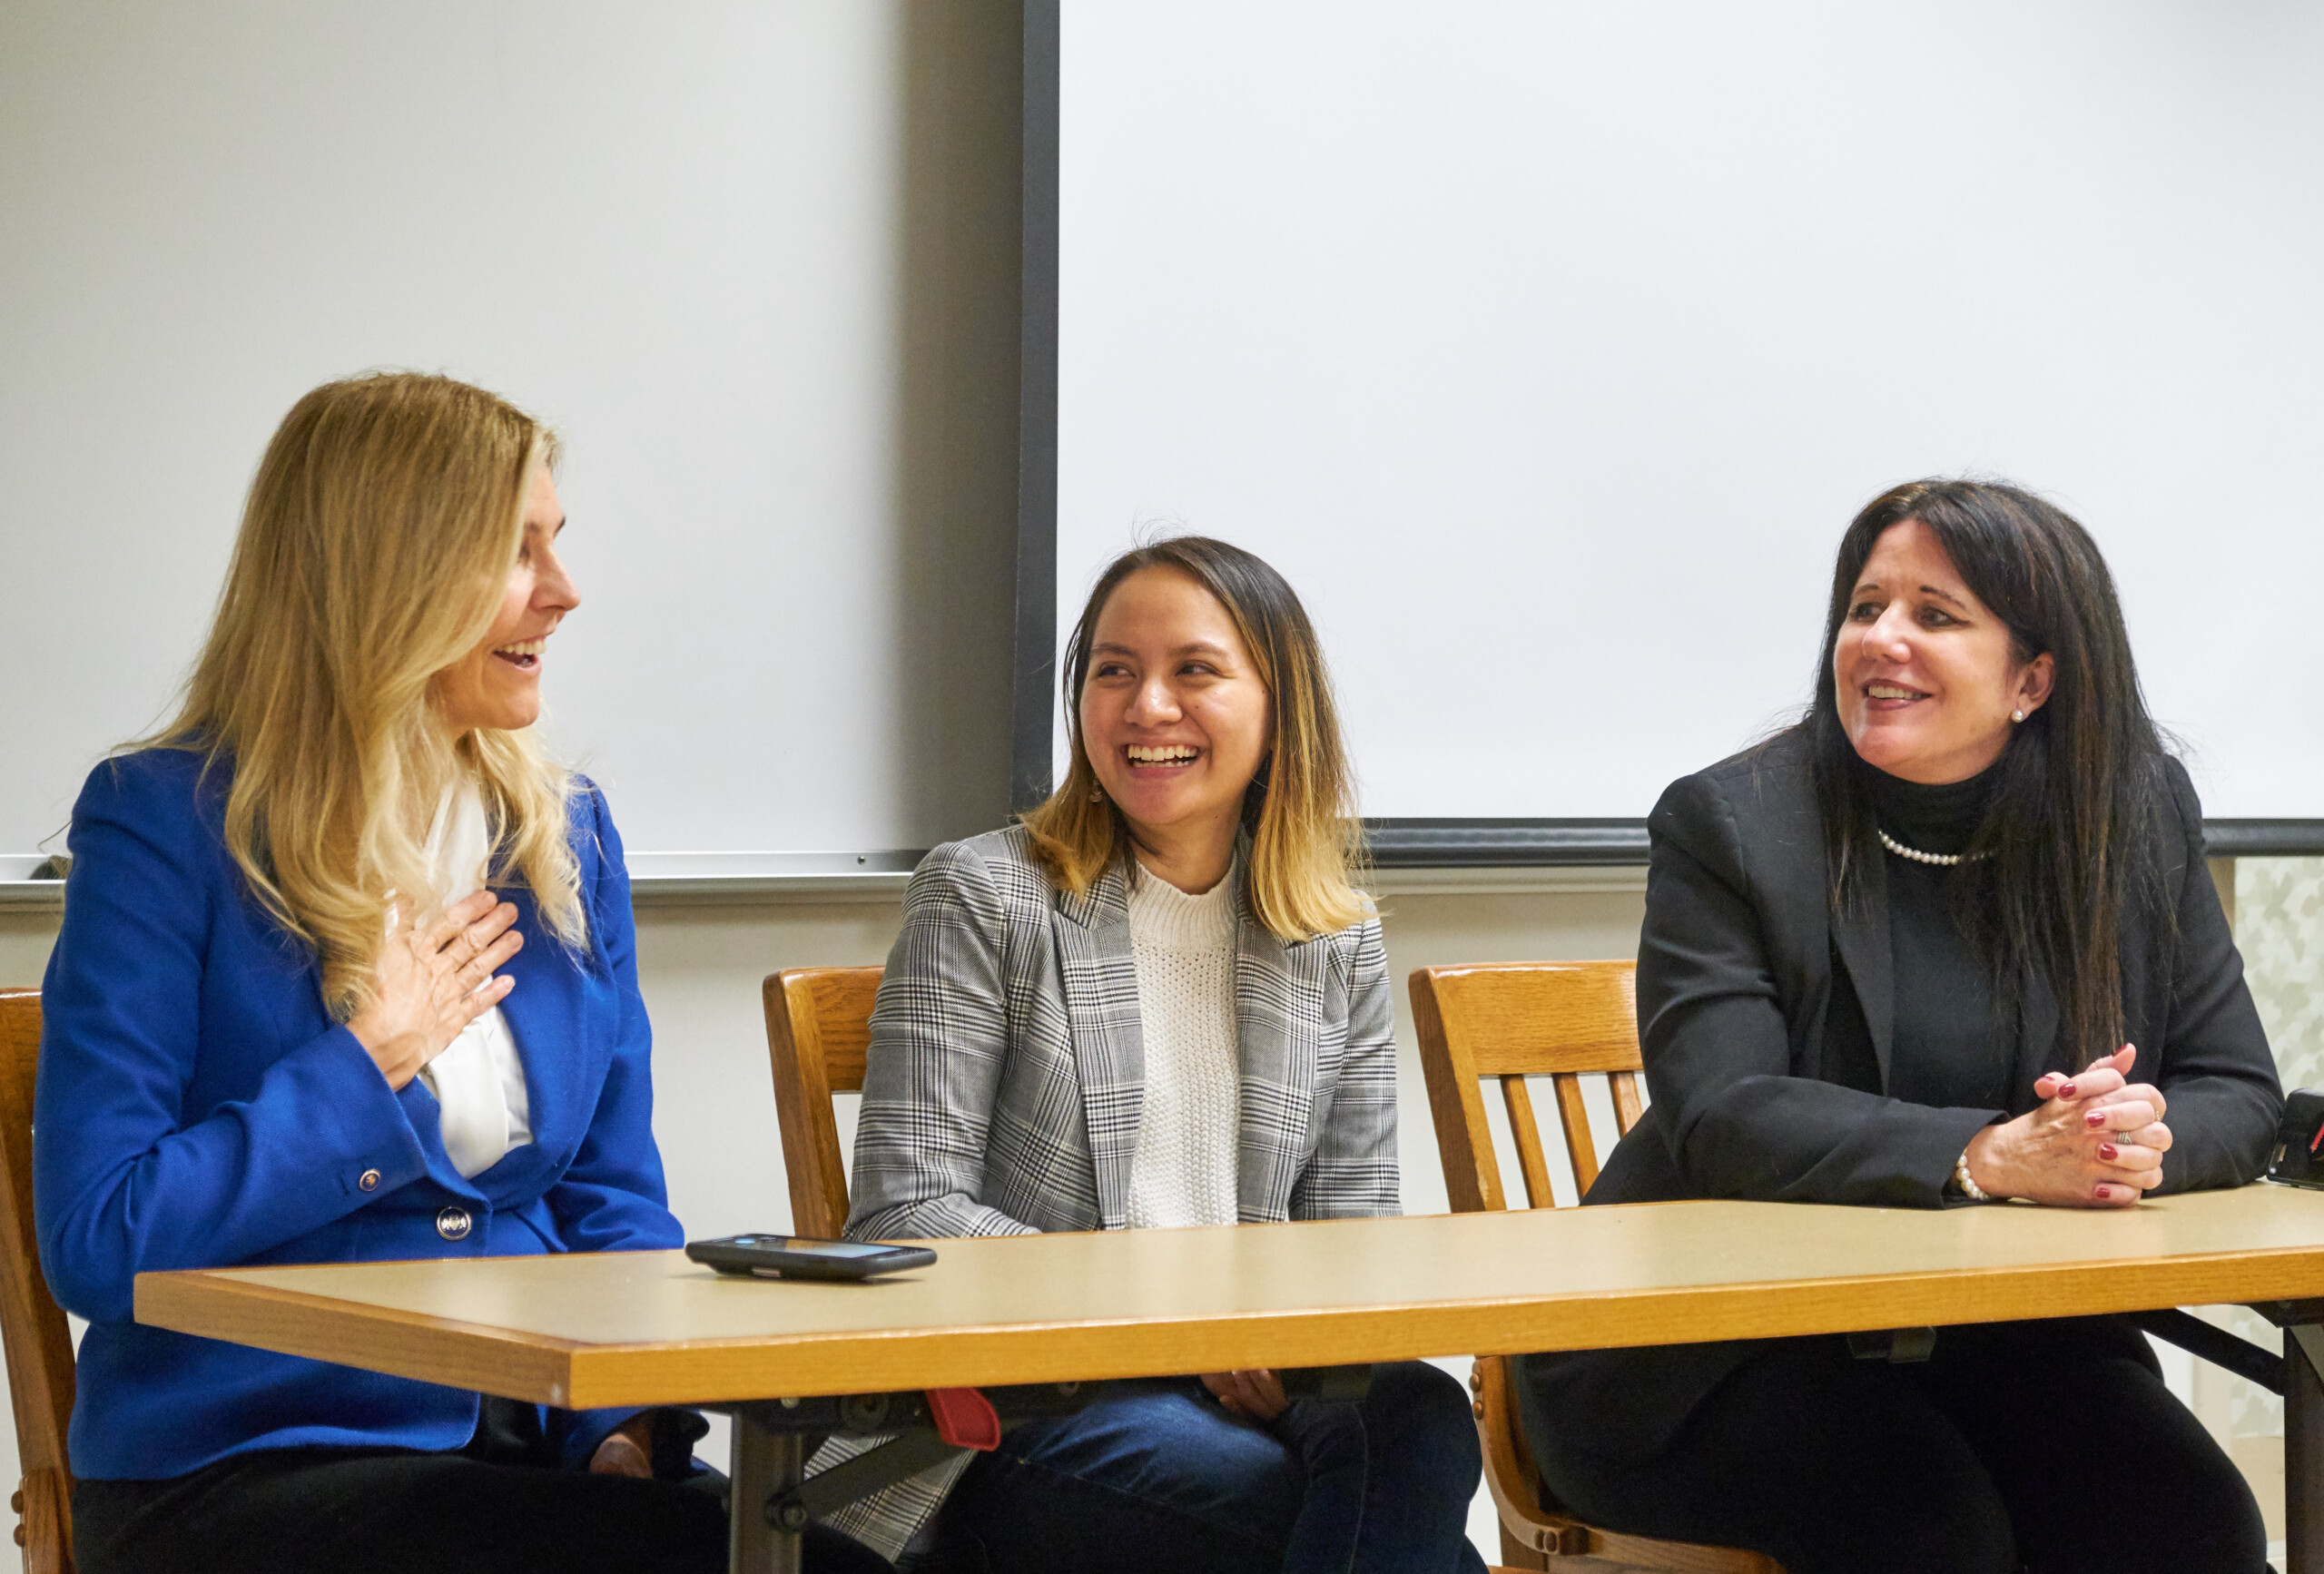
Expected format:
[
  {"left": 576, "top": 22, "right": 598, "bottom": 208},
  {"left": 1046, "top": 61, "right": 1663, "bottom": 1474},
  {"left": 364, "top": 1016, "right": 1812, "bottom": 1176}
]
[
  {"left": 1962, "top": 1045, "right": 2171, "bottom": 1208},
  {"left": 588, "top": 1413, "right": 655, "bottom": 1477},
  {"left": 1200, "top": 1369, "right": 1289, "bottom": 1423},
  {"left": 346, "top": 889, "right": 522, "bottom": 1090}
]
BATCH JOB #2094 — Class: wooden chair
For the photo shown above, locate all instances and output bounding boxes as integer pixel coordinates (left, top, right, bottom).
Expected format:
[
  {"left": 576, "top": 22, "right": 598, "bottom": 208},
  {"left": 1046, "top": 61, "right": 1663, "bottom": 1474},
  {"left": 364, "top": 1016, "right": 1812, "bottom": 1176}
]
[
  {"left": 1411, "top": 960, "right": 1782, "bottom": 1574},
  {"left": 762, "top": 967, "right": 885, "bottom": 1240},
  {"left": 0, "top": 991, "right": 74, "bottom": 1574}
]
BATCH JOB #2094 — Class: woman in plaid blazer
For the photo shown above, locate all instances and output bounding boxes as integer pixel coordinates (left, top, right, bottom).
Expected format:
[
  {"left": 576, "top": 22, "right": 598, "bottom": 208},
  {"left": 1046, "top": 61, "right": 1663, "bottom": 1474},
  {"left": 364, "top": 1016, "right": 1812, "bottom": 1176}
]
[{"left": 840, "top": 538, "right": 1486, "bottom": 1574}]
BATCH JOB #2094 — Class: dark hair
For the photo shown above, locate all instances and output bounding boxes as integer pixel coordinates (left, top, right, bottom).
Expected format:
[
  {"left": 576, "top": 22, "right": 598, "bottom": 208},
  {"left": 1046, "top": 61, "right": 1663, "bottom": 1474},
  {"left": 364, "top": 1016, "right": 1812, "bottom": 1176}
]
[
  {"left": 1019, "top": 535, "right": 1364, "bottom": 939},
  {"left": 1799, "top": 478, "right": 2171, "bottom": 1069}
]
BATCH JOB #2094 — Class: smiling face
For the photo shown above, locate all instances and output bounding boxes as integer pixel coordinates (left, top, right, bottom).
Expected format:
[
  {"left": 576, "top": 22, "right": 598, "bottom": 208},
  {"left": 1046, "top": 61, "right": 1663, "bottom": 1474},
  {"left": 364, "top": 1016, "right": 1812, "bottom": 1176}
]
[
  {"left": 437, "top": 465, "right": 579, "bottom": 735},
  {"left": 1079, "top": 565, "right": 1274, "bottom": 870},
  {"left": 1833, "top": 517, "right": 2054, "bottom": 784}
]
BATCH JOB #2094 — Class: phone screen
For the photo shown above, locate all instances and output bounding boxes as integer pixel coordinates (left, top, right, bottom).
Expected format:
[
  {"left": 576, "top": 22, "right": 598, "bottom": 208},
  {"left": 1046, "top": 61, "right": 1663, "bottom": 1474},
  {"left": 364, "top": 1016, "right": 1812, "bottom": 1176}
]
[{"left": 731, "top": 1236, "right": 898, "bottom": 1259}]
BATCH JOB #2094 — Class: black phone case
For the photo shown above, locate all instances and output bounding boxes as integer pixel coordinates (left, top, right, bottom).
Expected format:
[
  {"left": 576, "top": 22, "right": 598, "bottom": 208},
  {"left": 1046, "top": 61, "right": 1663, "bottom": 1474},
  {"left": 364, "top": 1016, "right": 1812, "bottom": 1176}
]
[
  {"left": 684, "top": 1235, "right": 938, "bottom": 1282},
  {"left": 2266, "top": 1089, "right": 2324, "bottom": 1188}
]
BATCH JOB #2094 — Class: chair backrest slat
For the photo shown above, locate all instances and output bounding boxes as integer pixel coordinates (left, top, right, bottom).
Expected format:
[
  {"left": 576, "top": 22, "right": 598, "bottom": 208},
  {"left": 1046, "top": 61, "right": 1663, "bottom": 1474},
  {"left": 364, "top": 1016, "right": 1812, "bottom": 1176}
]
[
  {"left": 1550, "top": 1073, "right": 1600, "bottom": 1197},
  {"left": 1610, "top": 1068, "right": 1646, "bottom": 1136},
  {"left": 762, "top": 967, "right": 883, "bottom": 1242},
  {"left": 1497, "top": 1076, "right": 1559, "bottom": 1211},
  {"left": 0, "top": 989, "right": 77, "bottom": 1572}
]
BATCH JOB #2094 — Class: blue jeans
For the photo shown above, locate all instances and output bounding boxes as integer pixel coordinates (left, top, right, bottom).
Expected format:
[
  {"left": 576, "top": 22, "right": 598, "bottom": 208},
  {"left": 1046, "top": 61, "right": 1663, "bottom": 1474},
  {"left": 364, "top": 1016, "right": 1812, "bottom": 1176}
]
[{"left": 921, "top": 1361, "right": 1486, "bottom": 1574}]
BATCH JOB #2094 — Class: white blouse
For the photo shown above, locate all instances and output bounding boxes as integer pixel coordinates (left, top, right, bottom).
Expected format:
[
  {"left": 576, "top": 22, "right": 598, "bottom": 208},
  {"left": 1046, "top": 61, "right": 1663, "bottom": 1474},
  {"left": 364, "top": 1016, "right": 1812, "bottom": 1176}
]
[{"left": 417, "top": 781, "right": 533, "bottom": 1179}]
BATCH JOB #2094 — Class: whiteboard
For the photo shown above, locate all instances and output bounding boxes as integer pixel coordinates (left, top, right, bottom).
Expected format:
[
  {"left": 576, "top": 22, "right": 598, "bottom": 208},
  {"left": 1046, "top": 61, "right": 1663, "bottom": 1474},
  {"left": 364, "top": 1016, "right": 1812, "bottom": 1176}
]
[
  {"left": 1055, "top": 1, "right": 2324, "bottom": 819},
  {"left": 0, "top": 3, "right": 1015, "bottom": 859}
]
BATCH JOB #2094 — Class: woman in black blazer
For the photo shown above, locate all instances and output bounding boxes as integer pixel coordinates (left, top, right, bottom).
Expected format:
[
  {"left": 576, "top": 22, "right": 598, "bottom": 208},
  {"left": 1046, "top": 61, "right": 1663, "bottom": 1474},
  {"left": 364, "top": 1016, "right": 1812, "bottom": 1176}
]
[{"left": 1519, "top": 480, "right": 2280, "bottom": 1574}]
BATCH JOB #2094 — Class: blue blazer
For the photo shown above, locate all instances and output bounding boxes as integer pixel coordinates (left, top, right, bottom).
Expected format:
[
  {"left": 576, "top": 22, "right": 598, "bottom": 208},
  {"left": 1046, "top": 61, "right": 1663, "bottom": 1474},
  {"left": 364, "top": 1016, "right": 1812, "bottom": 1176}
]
[{"left": 35, "top": 748, "right": 683, "bottom": 1481}]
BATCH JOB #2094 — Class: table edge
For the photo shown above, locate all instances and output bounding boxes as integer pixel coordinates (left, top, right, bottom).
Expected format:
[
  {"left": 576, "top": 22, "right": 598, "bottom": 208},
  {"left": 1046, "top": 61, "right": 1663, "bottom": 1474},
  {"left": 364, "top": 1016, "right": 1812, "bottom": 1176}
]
[{"left": 135, "top": 1229, "right": 2324, "bottom": 1409}]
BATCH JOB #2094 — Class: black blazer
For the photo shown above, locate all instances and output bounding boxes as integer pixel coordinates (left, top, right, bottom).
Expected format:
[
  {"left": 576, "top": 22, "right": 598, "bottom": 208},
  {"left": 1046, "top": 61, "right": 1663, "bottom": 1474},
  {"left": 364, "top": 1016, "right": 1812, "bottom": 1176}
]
[{"left": 1519, "top": 729, "right": 2280, "bottom": 1461}]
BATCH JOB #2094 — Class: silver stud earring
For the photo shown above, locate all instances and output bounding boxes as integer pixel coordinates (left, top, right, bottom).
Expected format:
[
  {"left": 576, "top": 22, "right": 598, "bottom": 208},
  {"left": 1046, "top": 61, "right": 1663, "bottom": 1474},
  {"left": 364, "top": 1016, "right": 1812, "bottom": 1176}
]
[{"left": 2012, "top": 709, "right": 2026, "bottom": 723}]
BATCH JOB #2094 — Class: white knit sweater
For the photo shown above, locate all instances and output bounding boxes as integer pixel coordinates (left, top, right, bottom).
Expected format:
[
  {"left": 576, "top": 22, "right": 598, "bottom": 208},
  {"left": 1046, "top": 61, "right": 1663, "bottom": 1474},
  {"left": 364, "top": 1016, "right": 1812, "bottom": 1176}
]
[{"left": 1124, "top": 865, "right": 1241, "bottom": 1229}]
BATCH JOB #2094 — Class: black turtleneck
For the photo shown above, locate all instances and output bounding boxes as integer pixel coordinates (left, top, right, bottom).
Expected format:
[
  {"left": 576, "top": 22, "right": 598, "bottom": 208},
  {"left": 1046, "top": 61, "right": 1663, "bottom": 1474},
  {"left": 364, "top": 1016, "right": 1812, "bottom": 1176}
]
[{"left": 1861, "top": 758, "right": 2015, "bottom": 1112}]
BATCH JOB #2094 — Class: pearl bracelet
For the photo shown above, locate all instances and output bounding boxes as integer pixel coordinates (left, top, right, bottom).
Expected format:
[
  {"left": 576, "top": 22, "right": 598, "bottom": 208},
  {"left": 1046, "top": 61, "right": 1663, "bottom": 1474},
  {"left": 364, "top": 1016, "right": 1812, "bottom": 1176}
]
[{"left": 1954, "top": 1148, "right": 1994, "bottom": 1203}]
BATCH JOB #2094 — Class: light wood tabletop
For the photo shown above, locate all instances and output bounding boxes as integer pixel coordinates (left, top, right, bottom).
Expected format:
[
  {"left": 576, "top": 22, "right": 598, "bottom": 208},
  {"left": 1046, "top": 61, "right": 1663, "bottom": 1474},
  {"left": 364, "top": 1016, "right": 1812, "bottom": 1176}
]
[{"left": 136, "top": 1186, "right": 2324, "bottom": 1412}]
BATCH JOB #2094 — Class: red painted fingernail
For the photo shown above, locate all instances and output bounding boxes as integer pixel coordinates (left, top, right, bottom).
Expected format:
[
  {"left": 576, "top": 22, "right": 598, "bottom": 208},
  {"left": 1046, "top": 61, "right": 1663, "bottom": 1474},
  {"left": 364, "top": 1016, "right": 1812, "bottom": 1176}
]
[
  {"left": 2058, "top": 1082, "right": 2078, "bottom": 1098},
  {"left": 2099, "top": 1143, "right": 2118, "bottom": 1161},
  {"left": 2093, "top": 1185, "right": 2112, "bottom": 1201},
  {"left": 2085, "top": 1111, "right": 2107, "bottom": 1127}
]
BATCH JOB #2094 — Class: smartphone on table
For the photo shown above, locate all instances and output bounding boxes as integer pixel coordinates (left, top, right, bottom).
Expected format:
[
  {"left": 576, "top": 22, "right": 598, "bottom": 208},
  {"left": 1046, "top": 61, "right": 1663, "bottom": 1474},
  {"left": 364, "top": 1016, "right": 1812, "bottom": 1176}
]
[{"left": 684, "top": 1234, "right": 938, "bottom": 1282}]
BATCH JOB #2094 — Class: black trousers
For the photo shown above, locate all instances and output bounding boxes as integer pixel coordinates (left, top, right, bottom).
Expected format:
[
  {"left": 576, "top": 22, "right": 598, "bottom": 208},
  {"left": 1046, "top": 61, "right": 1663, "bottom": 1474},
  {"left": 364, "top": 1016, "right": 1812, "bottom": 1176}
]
[
  {"left": 73, "top": 1401, "right": 891, "bottom": 1574},
  {"left": 1522, "top": 1318, "right": 2267, "bottom": 1574}
]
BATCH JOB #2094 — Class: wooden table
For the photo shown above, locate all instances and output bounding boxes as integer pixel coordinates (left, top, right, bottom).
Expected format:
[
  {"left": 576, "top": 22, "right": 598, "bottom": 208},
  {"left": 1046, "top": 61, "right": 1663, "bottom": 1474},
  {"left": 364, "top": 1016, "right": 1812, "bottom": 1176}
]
[{"left": 137, "top": 1187, "right": 2324, "bottom": 1572}]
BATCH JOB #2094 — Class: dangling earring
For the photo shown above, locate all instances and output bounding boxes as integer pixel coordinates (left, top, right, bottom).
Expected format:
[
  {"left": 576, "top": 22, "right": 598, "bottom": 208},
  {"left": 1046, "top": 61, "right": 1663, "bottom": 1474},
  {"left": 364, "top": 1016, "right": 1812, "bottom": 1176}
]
[
  {"left": 1088, "top": 783, "right": 1106, "bottom": 803},
  {"left": 2012, "top": 709, "right": 2026, "bottom": 723}
]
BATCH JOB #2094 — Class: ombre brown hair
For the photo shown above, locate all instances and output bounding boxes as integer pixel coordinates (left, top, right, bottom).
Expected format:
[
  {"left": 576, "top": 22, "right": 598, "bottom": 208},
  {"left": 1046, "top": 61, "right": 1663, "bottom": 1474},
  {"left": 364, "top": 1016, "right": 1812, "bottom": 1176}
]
[
  {"left": 1021, "top": 536, "right": 1365, "bottom": 940},
  {"left": 143, "top": 371, "right": 585, "bottom": 1015}
]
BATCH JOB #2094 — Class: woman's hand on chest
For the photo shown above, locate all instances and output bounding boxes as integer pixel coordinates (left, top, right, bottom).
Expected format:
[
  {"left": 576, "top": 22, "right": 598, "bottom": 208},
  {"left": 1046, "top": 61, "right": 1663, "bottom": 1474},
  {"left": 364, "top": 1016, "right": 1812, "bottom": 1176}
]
[{"left": 347, "top": 890, "right": 523, "bottom": 1090}]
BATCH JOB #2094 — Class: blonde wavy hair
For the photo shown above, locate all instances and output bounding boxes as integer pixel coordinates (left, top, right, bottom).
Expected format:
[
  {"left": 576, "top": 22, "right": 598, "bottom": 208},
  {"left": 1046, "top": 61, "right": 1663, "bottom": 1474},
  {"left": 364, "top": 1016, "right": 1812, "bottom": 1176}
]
[
  {"left": 1021, "top": 536, "right": 1365, "bottom": 941},
  {"left": 144, "top": 371, "right": 584, "bottom": 1015}
]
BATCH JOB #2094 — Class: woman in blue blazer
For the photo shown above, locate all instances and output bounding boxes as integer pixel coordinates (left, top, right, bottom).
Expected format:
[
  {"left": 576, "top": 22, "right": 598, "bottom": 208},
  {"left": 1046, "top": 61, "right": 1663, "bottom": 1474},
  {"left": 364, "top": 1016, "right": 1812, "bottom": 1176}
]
[{"left": 36, "top": 372, "right": 884, "bottom": 1574}]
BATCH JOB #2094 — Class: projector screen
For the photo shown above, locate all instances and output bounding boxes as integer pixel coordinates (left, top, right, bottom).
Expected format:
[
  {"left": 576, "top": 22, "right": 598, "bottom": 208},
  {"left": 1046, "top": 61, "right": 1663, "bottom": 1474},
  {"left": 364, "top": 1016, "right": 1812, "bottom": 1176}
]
[
  {"left": 1, "top": 4, "right": 1018, "bottom": 863},
  {"left": 1053, "top": 2, "right": 2324, "bottom": 820}
]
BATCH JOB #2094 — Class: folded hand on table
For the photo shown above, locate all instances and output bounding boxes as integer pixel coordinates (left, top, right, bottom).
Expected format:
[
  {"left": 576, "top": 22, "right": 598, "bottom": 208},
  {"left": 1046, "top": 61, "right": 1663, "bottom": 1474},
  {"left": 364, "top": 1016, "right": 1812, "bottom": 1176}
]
[{"left": 1964, "top": 1045, "right": 2171, "bottom": 1207}]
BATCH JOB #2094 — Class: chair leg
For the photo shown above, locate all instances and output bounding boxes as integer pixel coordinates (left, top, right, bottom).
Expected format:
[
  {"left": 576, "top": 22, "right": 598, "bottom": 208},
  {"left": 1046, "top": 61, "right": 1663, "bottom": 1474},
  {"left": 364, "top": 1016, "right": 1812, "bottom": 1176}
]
[
  {"left": 1498, "top": 1522, "right": 1550, "bottom": 1569},
  {"left": 2289, "top": 1324, "right": 2324, "bottom": 1574},
  {"left": 14, "top": 1466, "right": 70, "bottom": 1574}
]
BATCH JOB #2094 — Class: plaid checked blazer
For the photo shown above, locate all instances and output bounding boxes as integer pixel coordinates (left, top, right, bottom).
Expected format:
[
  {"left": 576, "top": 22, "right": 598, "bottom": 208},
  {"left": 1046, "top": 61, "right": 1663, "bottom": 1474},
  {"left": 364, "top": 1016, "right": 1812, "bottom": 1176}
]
[{"left": 821, "top": 824, "right": 1399, "bottom": 1555}]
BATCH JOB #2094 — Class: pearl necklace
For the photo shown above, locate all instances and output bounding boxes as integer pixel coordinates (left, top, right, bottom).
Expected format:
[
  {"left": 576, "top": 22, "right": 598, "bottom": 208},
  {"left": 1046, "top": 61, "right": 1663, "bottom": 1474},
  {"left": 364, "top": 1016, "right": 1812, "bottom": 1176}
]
[{"left": 1877, "top": 828, "right": 1990, "bottom": 867}]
